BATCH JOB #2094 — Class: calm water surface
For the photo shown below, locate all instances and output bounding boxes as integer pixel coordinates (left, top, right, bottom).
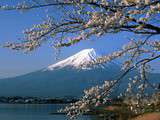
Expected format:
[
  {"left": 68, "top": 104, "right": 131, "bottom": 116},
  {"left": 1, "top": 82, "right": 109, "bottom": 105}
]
[{"left": 0, "top": 104, "right": 94, "bottom": 120}]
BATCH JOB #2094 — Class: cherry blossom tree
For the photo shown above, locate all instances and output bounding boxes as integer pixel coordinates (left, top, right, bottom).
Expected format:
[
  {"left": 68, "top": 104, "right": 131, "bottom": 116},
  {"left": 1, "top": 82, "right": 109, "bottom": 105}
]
[{"left": 1, "top": 0, "right": 160, "bottom": 119}]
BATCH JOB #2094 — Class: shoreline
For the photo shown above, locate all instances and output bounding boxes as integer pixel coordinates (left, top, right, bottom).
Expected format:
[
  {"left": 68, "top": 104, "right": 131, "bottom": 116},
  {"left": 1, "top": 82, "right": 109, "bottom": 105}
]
[{"left": 0, "top": 96, "right": 78, "bottom": 104}]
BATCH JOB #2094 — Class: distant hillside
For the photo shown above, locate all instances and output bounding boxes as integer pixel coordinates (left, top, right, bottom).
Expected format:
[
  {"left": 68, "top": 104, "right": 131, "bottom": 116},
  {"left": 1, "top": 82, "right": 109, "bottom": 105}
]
[{"left": 0, "top": 49, "right": 159, "bottom": 97}]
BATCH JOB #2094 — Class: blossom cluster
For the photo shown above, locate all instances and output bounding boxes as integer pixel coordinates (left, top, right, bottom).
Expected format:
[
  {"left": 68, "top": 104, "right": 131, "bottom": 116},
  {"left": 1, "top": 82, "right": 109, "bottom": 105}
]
[
  {"left": 2, "top": 0, "right": 160, "bottom": 50},
  {"left": 4, "top": 17, "right": 55, "bottom": 52},
  {"left": 149, "top": 40, "right": 160, "bottom": 51},
  {"left": 83, "top": 39, "right": 152, "bottom": 70},
  {"left": 84, "top": 11, "right": 126, "bottom": 36},
  {"left": 0, "top": 1, "right": 32, "bottom": 10},
  {"left": 61, "top": 80, "right": 117, "bottom": 119},
  {"left": 124, "top": 76, "right": 159, "bottom": 115}
]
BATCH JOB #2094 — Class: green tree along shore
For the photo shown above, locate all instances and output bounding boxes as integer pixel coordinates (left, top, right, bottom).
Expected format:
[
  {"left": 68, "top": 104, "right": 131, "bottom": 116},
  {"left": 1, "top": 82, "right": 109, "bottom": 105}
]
[{"left": 1, "top": 0, "right": 160, "bottom": 119}]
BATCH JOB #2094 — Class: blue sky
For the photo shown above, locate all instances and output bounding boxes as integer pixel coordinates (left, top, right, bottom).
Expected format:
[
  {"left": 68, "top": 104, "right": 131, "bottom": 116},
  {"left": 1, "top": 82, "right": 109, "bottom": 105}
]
[{"left": 0, "top": 3, "right": 159, "bottom": 78}]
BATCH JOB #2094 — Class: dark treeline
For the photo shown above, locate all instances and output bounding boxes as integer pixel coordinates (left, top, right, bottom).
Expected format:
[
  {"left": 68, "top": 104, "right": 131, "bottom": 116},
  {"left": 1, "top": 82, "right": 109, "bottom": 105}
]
[{"left": 0, "top": 96, "right": 78, "bottom": 104}]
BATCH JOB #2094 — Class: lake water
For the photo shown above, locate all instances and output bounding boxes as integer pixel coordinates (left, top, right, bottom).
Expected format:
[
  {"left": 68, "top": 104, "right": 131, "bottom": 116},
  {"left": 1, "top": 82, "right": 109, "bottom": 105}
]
[{"left": 0, "top": 104, "right": 94, "bottom": 120}]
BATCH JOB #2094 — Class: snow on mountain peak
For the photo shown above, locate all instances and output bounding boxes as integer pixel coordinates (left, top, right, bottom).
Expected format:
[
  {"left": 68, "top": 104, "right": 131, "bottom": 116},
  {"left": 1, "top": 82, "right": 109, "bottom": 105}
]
[{"left": 47, "top": 48, "right": 100, "bottom": 70}]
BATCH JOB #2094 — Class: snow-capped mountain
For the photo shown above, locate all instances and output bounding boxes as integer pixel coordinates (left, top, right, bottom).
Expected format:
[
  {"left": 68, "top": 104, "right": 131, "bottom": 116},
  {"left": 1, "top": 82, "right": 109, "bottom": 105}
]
[
  {"left": 47, "top": 48, "right": 100, "bottom": 70},
  {"left": 0, "top": 48, "right": 159, "bottom": 97}
]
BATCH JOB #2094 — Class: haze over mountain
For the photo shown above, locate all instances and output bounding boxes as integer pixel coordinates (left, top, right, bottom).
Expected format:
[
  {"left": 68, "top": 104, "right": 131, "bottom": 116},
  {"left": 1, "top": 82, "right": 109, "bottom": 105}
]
[{"left": 0, "top": 49, "right": 159, "bottom": 97}]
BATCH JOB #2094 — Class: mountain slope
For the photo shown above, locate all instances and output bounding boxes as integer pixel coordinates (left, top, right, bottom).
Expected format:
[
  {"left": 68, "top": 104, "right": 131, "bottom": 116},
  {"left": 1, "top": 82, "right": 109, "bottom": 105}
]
[
  {"left": 0, "top": 66, "right": 120, "bottom": 97},
  {"left": 47, "top": 48, "right": 101, "bottom": 70},
  {"left": 0, "top": 49, "right": 120, "bottom": 97},
  {"left": 0, "top": 48, "right": 159, "bottom": 97}
]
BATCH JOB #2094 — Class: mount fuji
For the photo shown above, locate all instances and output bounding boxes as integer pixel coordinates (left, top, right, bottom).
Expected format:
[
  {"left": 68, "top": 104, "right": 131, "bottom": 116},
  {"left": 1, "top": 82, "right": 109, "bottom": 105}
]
[
  {"left": 0, "top": 48, "right": 159, "bottom": 97},
  {"left": 47, "top": 48, "right": 100, "bottom": 70}
]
